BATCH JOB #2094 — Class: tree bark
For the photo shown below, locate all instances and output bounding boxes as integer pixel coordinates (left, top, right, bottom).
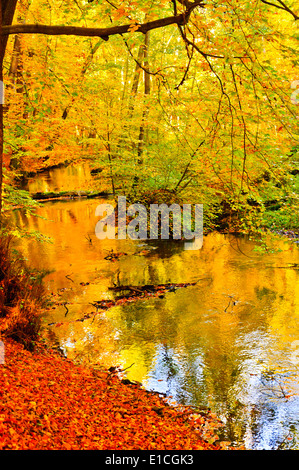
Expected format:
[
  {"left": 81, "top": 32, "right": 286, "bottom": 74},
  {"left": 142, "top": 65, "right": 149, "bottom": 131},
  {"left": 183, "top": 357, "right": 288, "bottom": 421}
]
[
  {"left": 131, "top": 31, "right": 151, "bottom": 193},
  {"left": 0, "top": 0, "right": 18, "bottom": 220},
  {"left": 137, "top": 31, "right": 150, "bottom": 162},
  {"left": 1, "top": 10, "right": 197, "bottom": 38},
  {"left": 1, "top": 0, "right": 18, "bottom": 59},
  {"left": 0, "top": 1, "right": 4, "bottom": 219},
  {"left": 128, "top": 43, "right": 144, "bottom": 118},
  {"left": 9, "top": 33, "right": 20, "bottom": 77}
]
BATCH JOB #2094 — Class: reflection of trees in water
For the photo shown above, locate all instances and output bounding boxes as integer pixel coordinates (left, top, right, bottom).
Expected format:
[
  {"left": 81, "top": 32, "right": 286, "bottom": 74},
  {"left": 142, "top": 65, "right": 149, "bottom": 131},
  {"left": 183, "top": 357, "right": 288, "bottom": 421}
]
[
  {"left": 246, "top": 402, "right": 299, "bottom": 450},
  {"left": 154, "top": 343, "right": 207, "bottom": 408},
  {"left": 112, "top": 281, "right": 298, "bottom": 448},
  {"left": 144, "top": 240, "right": 186, "bottom": 260},
  {"left": 44, "top": 327, "right": 65, "bottom": 356},
  {"left": 11, "top": 199, "right": 299, "bottom": 449},
  {"left": 201, "top": 342, "right": 246, "bottom": 444}
]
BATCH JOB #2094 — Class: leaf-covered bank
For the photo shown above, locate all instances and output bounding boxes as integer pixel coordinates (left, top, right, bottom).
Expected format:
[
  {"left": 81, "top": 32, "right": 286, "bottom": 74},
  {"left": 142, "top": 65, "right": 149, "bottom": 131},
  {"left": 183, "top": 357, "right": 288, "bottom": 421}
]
[
  {"left": 0, "top": 235, "right": 232, "bottom": 450},
  {"left": 0, "top": 338, "right": 231, "bottom": 450}
]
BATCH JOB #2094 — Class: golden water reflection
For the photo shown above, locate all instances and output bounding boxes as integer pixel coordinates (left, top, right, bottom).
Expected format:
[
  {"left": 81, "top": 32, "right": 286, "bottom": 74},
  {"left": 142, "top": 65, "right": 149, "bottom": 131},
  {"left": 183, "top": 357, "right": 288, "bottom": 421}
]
[{"left": 12, "top": 198, "right": 299, "bottom": 449}]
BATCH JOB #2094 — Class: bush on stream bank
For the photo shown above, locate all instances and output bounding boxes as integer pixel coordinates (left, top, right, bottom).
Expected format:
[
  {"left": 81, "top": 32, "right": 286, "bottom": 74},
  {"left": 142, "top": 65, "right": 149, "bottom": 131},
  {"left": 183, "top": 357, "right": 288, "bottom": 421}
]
[{"left": 0, "top": 235, "right": 47, "bottom": 350}]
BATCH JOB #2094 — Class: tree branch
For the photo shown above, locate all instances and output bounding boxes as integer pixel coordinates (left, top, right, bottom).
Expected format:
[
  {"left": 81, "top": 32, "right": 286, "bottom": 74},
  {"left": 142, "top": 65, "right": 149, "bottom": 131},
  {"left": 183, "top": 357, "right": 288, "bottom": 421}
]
[
  {"left": 276, "top": 0, "right": 298, "bottom": 19},
  {"left": 260, "top": 0, "right": 298, "bottom": 20},
  {"left": 1, "top": 6, "right": 205, "bottom": 38},
  {"left": 1, "top": 0, "right": 18, "bottom": 61}
]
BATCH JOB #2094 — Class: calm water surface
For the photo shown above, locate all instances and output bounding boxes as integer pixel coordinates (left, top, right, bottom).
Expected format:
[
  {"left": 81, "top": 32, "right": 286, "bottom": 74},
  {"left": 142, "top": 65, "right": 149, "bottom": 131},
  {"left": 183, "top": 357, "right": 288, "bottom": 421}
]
[
  {"left": 22, "top": 163, "right": 97, "bottom": 194},
  {"left": 12, "top": 195, "right": 299, "bottom": 450}
]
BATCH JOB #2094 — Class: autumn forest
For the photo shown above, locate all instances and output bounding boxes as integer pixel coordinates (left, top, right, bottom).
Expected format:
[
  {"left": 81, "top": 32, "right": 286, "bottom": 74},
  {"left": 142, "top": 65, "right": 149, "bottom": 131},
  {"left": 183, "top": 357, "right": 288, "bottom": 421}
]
[{"left": 0, "top": 0, "right": 299, "bottom": 452}]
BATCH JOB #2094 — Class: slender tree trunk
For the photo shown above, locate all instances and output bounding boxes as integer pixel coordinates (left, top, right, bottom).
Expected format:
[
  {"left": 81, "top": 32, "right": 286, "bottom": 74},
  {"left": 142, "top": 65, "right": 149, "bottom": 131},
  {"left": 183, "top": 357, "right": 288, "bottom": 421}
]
[
  {"left": 2, "top": 0, "right": 18, "bottom": 52},
  {"left": 144, "top": 31, "right": 150, "bottom": 96},
  {"left": 0, "top": 0, "right": 19, "bottom": 221},
  {"left": 9, "top": 33, "right": 21, "bottom": 78},
  {"left": 106, "top": 107, "right": 115, "bottom": 196},
  {"left": 0, "top": 1, "right": 4, "bottom": 220},
  {"left": 137, "top": 31, "right": 150, "bottom": 162},
  {"left": 107, "top": 136, "right": 115, "bottom": 196},
  {"left": 128, "top": 43, "right": 144, "bottom": 119},
  {"left": 132, "top": 31, "right": 151, "bottom": 194},
  {"left": 118, "top": 45, "right": 144, "bottom": 156},
  {"left": 62, "top": 39, "right": 102, "bottom": 120}
]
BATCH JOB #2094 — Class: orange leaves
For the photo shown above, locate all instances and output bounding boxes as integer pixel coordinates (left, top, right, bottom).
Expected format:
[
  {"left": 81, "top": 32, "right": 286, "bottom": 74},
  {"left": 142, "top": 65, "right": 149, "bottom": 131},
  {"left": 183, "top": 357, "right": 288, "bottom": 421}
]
[
  {"left": 112, "top": 8, "right": 127, "bottom": 21},
  {"left": 128, "top": 23, "right": 141, "bottom": 33},
  {"left": 0, "top": 338, "right": 225, "bottom": 450}
]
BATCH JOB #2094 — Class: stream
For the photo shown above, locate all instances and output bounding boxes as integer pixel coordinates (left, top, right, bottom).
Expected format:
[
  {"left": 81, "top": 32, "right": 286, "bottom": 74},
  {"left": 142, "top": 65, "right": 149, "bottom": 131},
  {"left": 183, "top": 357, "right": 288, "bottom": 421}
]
[{"left": 12, "top": 163, "right": 299, "bottom": 450}]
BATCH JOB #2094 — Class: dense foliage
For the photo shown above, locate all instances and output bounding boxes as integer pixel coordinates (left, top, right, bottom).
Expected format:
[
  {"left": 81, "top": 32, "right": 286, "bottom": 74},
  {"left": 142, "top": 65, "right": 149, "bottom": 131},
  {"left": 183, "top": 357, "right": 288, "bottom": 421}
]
[
  {"left": 0, "top": 1, "right": 298, "bottom": 451},
  {"left": 0, "top": 236, "right": 46, "bottom": 349},
  {"left": 1, "top": 0, "right": 298, "bottom": 236}
]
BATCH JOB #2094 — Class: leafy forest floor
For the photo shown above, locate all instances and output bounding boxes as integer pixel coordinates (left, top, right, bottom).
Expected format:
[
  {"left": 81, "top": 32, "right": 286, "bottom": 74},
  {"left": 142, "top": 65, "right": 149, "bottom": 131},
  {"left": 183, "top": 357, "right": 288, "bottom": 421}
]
[{"left": 0, "top": 337, "right": 235, "bottom": 450}]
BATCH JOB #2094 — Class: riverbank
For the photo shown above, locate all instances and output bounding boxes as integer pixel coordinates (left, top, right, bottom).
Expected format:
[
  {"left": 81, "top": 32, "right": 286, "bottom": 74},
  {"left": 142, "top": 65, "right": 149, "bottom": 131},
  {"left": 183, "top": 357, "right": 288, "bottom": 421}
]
[
  {"left": 0, "top": 337, "right": 231, "bottom": 450},
  {"left": 0, "top": 236, "right": 232, "bottom": 451}
]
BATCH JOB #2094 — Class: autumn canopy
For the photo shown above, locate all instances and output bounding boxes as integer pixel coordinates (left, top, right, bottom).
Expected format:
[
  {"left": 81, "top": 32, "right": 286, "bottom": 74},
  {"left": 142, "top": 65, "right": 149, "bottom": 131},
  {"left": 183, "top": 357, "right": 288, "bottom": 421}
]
[
  {"left": 0, "top": 0, "right": 298, "bottom": 452},
  {"left": 0, "top": 0, "right": 298, "bottom": 235}
]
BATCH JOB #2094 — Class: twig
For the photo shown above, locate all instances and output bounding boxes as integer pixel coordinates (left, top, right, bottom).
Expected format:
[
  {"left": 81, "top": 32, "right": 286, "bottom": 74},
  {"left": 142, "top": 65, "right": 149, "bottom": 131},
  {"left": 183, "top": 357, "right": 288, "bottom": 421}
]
[
  {"left": 65, "top": 273, "right": 74, "bottom": 283},
  {"left": 121, "top": 363, "right": 135, "bottom": 373},
  {"left": 85, "top": 234, "right": 92, "bottom": 244},
  {"left": 63, "top": 302, "right": 69, "bottom": 317},
  {"left": 261, "top": 0, "right": 299, "bottom": 20}
]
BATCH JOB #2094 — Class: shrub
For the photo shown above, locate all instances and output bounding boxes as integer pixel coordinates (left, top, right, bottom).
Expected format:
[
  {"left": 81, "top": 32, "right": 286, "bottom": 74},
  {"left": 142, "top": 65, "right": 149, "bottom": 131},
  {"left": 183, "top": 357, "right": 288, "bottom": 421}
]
[{"left": 0, "top": 235, "right": 47, "bottom": 350}]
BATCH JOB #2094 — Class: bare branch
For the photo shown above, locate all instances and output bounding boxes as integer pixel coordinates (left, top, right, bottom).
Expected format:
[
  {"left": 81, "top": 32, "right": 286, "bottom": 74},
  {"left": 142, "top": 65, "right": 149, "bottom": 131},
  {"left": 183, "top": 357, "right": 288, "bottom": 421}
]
[
  {"left": 261, "top": 0, "right": 298, "bottom": 20},
  {"left": 1, "top": 17, "right": 179, "bottom": 38},
  {"left": 276, "top": 0, "right": 299, "bottom": 19},
  {"left": 1, "top": 2, "right": 205, "bottom": 38}
]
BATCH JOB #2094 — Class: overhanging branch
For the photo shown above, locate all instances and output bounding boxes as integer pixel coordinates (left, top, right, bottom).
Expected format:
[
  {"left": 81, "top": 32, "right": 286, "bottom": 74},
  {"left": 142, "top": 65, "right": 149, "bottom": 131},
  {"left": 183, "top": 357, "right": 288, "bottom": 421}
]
[
  {"left": 260, "top": 0, "right": 298, "bottom": 20},
  {"left": 1, "top": 10, "right": 200, "bottom": 38}
]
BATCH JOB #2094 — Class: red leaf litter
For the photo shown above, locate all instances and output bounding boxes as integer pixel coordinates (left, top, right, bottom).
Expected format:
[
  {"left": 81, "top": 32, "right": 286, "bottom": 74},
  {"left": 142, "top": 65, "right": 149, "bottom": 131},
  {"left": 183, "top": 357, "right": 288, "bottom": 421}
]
[{"left": 0, "top": 339, "right": 231, "bottom": 450}]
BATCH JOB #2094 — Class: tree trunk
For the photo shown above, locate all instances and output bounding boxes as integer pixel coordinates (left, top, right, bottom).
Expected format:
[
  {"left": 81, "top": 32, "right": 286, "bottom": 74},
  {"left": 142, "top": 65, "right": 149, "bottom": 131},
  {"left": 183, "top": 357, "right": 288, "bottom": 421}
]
[
  {"left": 0, "top": 0, "right": 18, "bottom": 220},
  {"left": 0, "top": 1, "right": 4, "bottom": 220},
  {"left": 2, "top": 0, "right": 18, "bottom": 55},
  {"left": 132, "top": 30, "right": 150, "bottom": 193},
  {"left": 62, "top": 39, "right": 102, "bottom": 120},
  {"left": 9, "top": 33, "right": 21, "bottom": 78},
  {"left": 128, "top": 43, "right": 144, "bottom": 119},
  {"left": 137, "top": 30, "right": 150, "bottom": 162}
]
